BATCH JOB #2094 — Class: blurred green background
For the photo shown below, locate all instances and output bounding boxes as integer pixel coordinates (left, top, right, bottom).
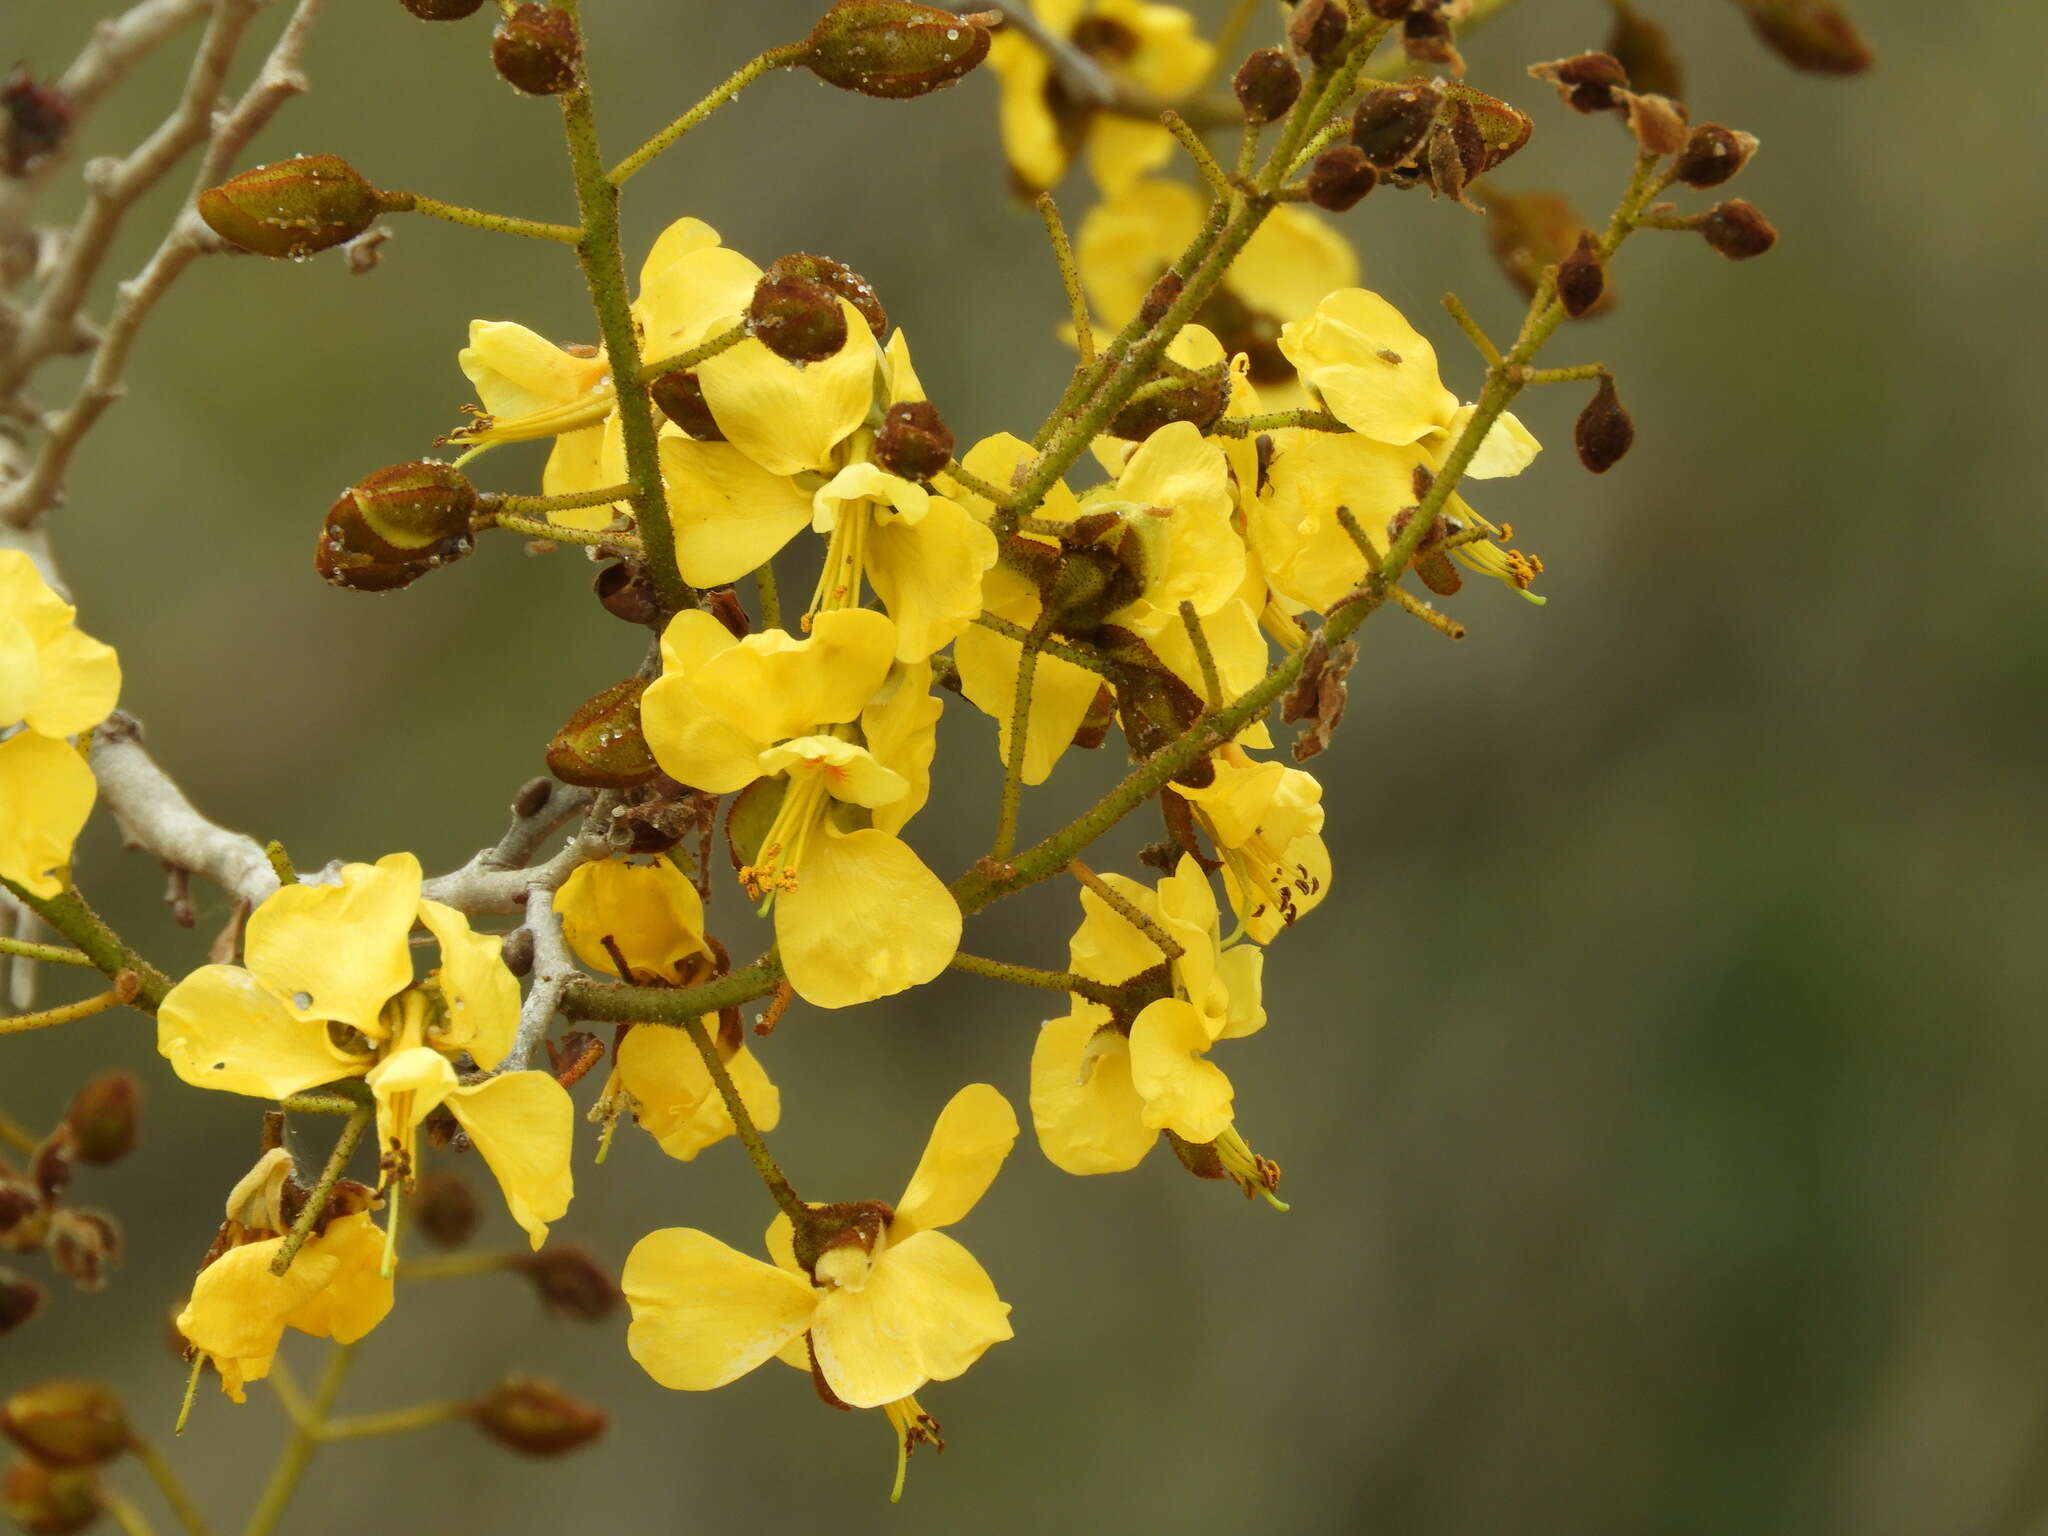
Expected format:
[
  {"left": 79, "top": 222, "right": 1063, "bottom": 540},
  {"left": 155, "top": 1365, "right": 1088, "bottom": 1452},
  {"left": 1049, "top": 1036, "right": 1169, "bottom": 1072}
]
[{"left": 7, "top": 1, "right": 2046, "bottom": 1532}]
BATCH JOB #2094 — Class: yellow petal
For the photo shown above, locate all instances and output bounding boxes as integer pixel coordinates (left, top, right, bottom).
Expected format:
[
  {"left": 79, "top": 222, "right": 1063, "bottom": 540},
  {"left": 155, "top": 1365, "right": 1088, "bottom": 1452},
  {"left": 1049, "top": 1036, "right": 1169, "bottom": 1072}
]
[
  {"left": 417, "top": 899, "right": 520, "bottom": 1071},
  {"left": 1077, "top": 179, "right": 1204, "bottom": 330},
  {"left": 1250, "top": 429, "right": 1429, "bottom": 613},
  {"left": 690, "top": 608, "right": 897, "bottom": 745},
  {"left": 1068, "top": 872, "right": 1166, "bottom": 985},
  {"left": 866, "top": 495, "right": 999, "bottom": 662},
  {"left": 0, "top": 609, "right": 36, "bottom": 726},
  {"left": 1029, "top": 1006, "right": 1155, "bottom": 1175},
  {"left": 941, "top": 433, "right": 1082, "bottom": 528},
  {"left": 813, "top": 462, "right": 928, "bottom": 533},
  {"left": 696, "top": 304, "right": 877, "bottom": 476},
  {"left": 637, "top": 242, "right": 759, "bottom": 360},
  {"left": 642, "top": 611, "right": 766, "bottom": 794},
  {"left": 157, "top": 964, "right": 365, "bottom": 1100},
  {"left": 623, "top": 1227, "right": 817, "bottom": 1390},
  {"left": 177, "top": 1237, "right": 342, "bottom": 1402},
  {"left": 1214, "top": 943, "right": 1268, "bottom": 1039},
  {"left": 860, "top": 662, "right": 942, "bottom": 837},
  {"left": 1278, "top": 289, "right": 1458, "bottom": 446},
  {"left": 616, "top": 1024, "right": 780, "bottom": 1162},
  {"left": 555, "top": 855, "right": 710, "bottom": 985},
  {"left": 459, "top": 320, "right": 608, "bottom": 424},
  {"left": 1127, "top": 997, "right": 1234, "bottom": 1142},
  {"left": 539, "top": 422, "right": 619, "bottom": 531},
  {"left": 893, "top": 1084, "right": 1018, "bottom": 1238},
  {"left": 365, "top": 1045, "right": 459, "bottom": 1155},
  {"left": 1452, "top": 405, "right": 1543, "bottom": 479},
  {"left": 811, "top": 1229, "right": 1012, "bottom": 1408},
  {"left": 444, "top": 1071, "right": 576, "bottom": 1250},
  {"left": 0, "top": 732, "right": 95, "bottom": 899},
  {"left": 757, "top": 735, "right": 906, "bottom": 810},
  {"left": 1, "top": 554, "right": 120, "bottom": 739},
  {"left": 280, "top": 1212, "right": 395, "bottom": 1344},
  {"left": 242, "top": 852, "right": 422, "bottom": 1033},
  {"left": 987, "top": 30, "right": 1066, "bottom": 193},
  {"left": 1228, "top": 202, "right": 1361, "bottom": 330},
  {"left": 952, "top": 572, "right": 1101, "bottom": 786},
  {"left": 663, "top": 438, "right": 814, "bottom": 588},
  {"left": 883, "top": 329, "right": 926, "bottom": 405},
  {"left": 776, "top": 826, "right": 959, "bottom": 1009},
  {"left": 1084, "top": 115, "right": 1176, "bottom": 198}
]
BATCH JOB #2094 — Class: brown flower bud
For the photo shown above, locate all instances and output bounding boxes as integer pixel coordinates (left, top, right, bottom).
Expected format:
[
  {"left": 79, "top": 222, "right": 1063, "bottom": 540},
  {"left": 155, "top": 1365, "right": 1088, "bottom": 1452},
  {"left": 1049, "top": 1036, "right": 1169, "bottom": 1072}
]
[
  {"left": 197, "top": 155, "right": 381, "bottom": 259},
  {"left": 471, "top": 1376, "right": 607, "bottom": 1458},
  {"left": 0, "top": 1272, "right": 43, "bottom": 1337},
  {"left": 1109, "top": 370, "right": 1228, "bottom": 442},
  {"left": 759, "top": 253, "right": 887, "bottom": 340},
  {"left": 46, "top": 1210, "right": 120, "bottom": 1293},
  {"left": 1139, "top": 270, "right": 1183, "bottom": 327},
  {"left": 545, "top": 677, "right": 661, "bottom": 790},
  {"left": 1530, "top": 52, "right": 1631, "bottom": 114},
  {"left": 1624, "top": 91, "right": 1690, "bottom": 156},
  {"left": 1575, "top": 374, "right": 1634, "bottom": 474},
  {"left": 316, "top": 461, "right": 477, "bottom": 593},
  {"left": 1402, "top": 10, "right": 1462, "bottom": 71},
  {"left": 499, "top": 926, "right": 536, "bottom": 978},
  {"left": 1556, "top": 229, "right": 1606, "bottom": 319},
  {"left": 62, "top": 1075, "right": 138, "bottom": 1169},
  {"left": 802, "top": 2, "right": 992, "bottom": 100},
  {"left": 1351, "top": 83, "right": 1437, "bottom": 170},
  {"left": 401, "top": 0, "right": 485, "bottom": 16},
  {"left": 2, "top": 1384, "right": 129, "bottom": 1469},
  {"left": 748, "top": 274, "right": 847, "bottom": 364},
  {"left": 1487, "top": 192, "right": 1612, "bottom": 314},
  {"left": 1734, "top": 0, "right": 1873, "bottom": 75},
  {"left": 492, "top": 4, "right": 582, "bottom": 95},
  {"left": 512, "top": 1246, "right": 622, "bottom": 1322},
  {"left": 1306, "top": 146, "right": 1378, "bottom": 212},
  {"left": 1699, "top": 198, "right": 1778, "bottom": 260},
  {"left": 408, "top": 1170, "right": 480, "bottom": 1249},
  {"left": 2, "top": 1459, "right": 100, "bottom": 1536},
  {"left": 647, "top": 368, "right": 725, "bottom": 441},
  {"left": 1606, "top": 0, "right": 1684, "bottom": 100},
  {"left": 1233, "top": 49, "right": 1302, "bottom": 125},
  {"left": 1674, "top": 124, "right": 1758, "bottom": 189},
  {"left": 29, "top": 1137, "right": 69, "bottom": 1204},
  {"left": 0, "top": 1176, "right": 38, "bottom": 1241},
  {"left": 2, "top": 68, "right": 73, "bottom": 178},
  {"left": 593, "top": 561, "right": 663, "bottom": 626},
  {"left": 1288, "top": 0, "right": 1349, "bottom": 63},
  {"left": 875, "top": 401, "right": 955, "bottom": 482},
  {"left": 512, "top": 775, "right": 555, "bottom": 821},
  {"left": 1423, "top": 84, "right": 1533, "bottom": 207}
]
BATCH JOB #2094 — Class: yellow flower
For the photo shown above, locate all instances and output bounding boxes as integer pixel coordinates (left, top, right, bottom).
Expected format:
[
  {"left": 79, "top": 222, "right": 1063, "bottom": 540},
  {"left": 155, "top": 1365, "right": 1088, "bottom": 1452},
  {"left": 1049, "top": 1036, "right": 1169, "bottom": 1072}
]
[
  {"left": 988, "top": 1, "right": 1214, "bottom": 195},
  {"left": 1169, "top": 743, "right": 1330, "bottom": 943},
  {"left": 0, "top": 551, "right": 119, "bottom": 899},
  {"left": 638, "top": 609, "right": 960, "bottom": 1008},
  {"left": 156, "top": 853, "right": 574, "bottom": 1256},
  {"left": 1077, "top": 179, "right": 1357, "bottom": 406},
  {"left": 1031, "top": 859, "right": 1279, "bottom": 1201},
  {"left": 554, "top": 856, "right": 780, "bottom": 1163},
  {"left": 176, "top": 1150, "right": 394, "bottom": 1403},
  {"left": 623, "top": 1085, "right": 1017, "bottom": 1499},
  {"left": 809, "top": 461, "right": 998, "bottom": 660}
]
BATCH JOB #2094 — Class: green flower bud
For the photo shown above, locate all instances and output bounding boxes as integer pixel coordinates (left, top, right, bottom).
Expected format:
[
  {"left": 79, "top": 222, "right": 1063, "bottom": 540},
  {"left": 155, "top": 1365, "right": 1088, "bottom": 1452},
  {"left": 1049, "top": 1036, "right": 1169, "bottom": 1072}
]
[
  {"left": 802, "top": 2, "right": 993, "bottom": 101},
  {"left": 545, "top": 678, "right": 661, "bottom": 790},
  {"left": 2, "top": 1384, "right": 130, "bottom": 1469},
  {"left": 197, "top": 155, "right": 381, "bottom": 259},
  {"left": 316, "top": 461, "right": 477, "bottom": 593}
]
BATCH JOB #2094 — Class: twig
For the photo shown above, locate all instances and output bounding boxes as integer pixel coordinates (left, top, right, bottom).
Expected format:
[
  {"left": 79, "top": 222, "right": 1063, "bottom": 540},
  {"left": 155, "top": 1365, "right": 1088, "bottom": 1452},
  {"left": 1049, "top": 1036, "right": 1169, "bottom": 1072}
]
[
  {"left": 89, "top": 713, "right": 280, "bottom": 910},
  {"left": 419, "top": 789, "right": 598, "bottom": 917},
  {"left": 269, "top": 1108, "right": 370, "bottom": 1276},
  {"left": 508, "top": 867, "right": 585, "bottom": 1071}
]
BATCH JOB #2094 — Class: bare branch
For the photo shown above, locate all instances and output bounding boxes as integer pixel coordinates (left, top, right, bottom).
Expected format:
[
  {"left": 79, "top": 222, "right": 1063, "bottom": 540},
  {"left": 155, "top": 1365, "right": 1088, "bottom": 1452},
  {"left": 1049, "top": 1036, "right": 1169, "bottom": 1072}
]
[
  {"left": 419, "top": 783, "right": 595, "bottom": 915},
  {"left": 88, "top": 712, "right": 280, "bottom": 910},
  {"left": 509, "top": 870, "right": 584, "bottom": 1072}
]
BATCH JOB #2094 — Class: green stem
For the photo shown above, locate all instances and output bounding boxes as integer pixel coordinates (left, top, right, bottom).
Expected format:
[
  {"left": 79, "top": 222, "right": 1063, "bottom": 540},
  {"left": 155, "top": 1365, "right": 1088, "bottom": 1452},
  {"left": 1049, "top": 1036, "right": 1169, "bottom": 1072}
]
[
  {"left": 755, "top": 561, "right": 782, "bottom": 631},
  {"left": 0, "top": 935, "right": 94, "bottom": 966},
  {"left": 378, "top": 192, "right": 581, "bottom": 244},
  {"left": 0, "top": 1110, "right": 37, "bottom": 1156},
  {"left": 1163, "top": 110, "right": 1231, "bottom": 196},
  {"left": 318, "top": 1401, "right": 471, "bottom": 1442},
  {"left": 561, "top": 953, "right": 782, "bottom": 1026},
  {"left": 1211, "top": 407, "right": 1347, "bottom": 436},
  {"left": 128, "top": 1436, "right": 215, "bottom": 1536},
  {"left": 607, "top": 46, "right": 807, "bottom": 185},
  {"left": 485, "top": 484, "right": 637, "bottom": 517},
  {"left": 281, "top": 1082, "right": 374, "bottom": 1117},
  {"left": 103, "top": 1491, "right": 156, "bottom": 1536},
  {"left": 638, "top": 321, "right": 750, "bottom": 384},
  {"left": 992, "top": 612, "right": 1052, "bottom": 862},
  {"left": 1036, "top": 193, "right": 1094, "bottom": 367},
  {"left": 1, "top": 879, "right": 170, "bottom": 1010},
  {"left": 947, "top": 952, "right": 1124, "bottom": 1007},
  {"left": 485, "top": 511, "right": 640, "bottom": 551},
  {"left": 1070, "top": 860, "right": 1184, "bottom": 962},
  {"left": 1179, "top": 600, "right": 1223, "bottom": 709},
  {"left": 243, "top": 1345, "right": 352, "bottom": 1536},
  {"left": 397, "top": 1250, "right": 516, "bottom": 1281},
  {"left": 0, "top": 984, "right": 127, "bottom": 1034},
  {"left": 554, "top": 6, "right": 689, "bottom": 614},
  {"left": 970, "top": 613, "right": 1118, "bottom": 679},
  {"left": 677, "top": 1011, "right": 806, "bottom": 1223},
  {"left": 270, "top": 1109, "right": 371, "bottom": 1276}
]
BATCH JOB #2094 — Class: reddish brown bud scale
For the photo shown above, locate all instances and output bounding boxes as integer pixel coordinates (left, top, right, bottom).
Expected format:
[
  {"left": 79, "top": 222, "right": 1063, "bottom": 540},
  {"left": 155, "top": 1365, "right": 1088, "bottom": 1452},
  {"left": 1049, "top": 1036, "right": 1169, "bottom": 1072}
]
[
  {"left": 0, "top": 1272, "right": 43, "bottom": 1337},
  {"left": 1625, "top": 91, "right": 1690, "bottom": 157},
  {"left": 876, "top": 401, "right": 955, "bottom": 481},
  {"left": 1233, "top": 49, "right": 1302, "bottom": 125},
  {"left": 1, "top": 1383, "right": 130, "bottom": 1469},
  {"left": 198, "top": 155, "right": 381, "bottom": 259},
  {"left": 1576, "top": 374, "right": 1635, "bottom": 473},
  {"left": 758, "top": 254, "right": 887, "bottom": 339},
  {"left": 1735, "top": 0, "right": 1874, "bottom": 75},
  {"left": 409, "top": 1170, "right": 481, "bottom": 1249},
  {"left": 1700, "top": 199, "right": 1778, "bottom": 259},
  {"left": 648, "top": 368, "right": 725, "bottom": 441},
  {"left": 1306, "top": 146, "right": 1378, "bottom": 213},
  {"left": 803, "top": 2, "right": 992, "bottom": 100},
  {"left": 748, "top": 274, "right": 848, "bottom": 364},
  {"left": 316, "top": 461, "right": 477, "bottom": 592},
  {"left": 472, "top": 1377, "right": 607, "bottom": 1458},
  {"left": 1675, "top": 124, "right": 1759, "bottom": 189},
  {"left": 1557, "top": 229, "right": 1607, "bottom": 319},
  {"left": 1351, "top": 83, "right": 1437, "bottom": 171},
  {"left": 513, "top": 1247, "right": 622, "bottom": 1322},
  {"left": 491, "top": 4, "right": 582, "bottom": 96}
]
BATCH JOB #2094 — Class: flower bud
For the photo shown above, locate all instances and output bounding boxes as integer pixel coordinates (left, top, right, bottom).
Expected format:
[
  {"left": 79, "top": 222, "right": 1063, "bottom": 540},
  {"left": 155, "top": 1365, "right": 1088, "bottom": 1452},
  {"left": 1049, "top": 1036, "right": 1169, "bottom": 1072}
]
[
  {"left": 2, "top": 68, "right": 73, "bottom": 178},
  {"left": 1699, "top": 199, "right": 1778, "bottom": 260},
  {"left": 875, "top": 401, "right": 955, "bottom": 482},
  {"left": 1530, "top": 52, "right": 1630, "bottom": 114},
  {"left": 1365, "top": 0, "right": 1412, "bottom": 17},
  {"left": 197, "top": 155, "right": 381, "bottom": 259},
  {"left": 1109, "top": 370, "right": 1228, "bottom": 443},
  {"left": 1072, "top": 685, "right": 1116, "bottom": 752},
  {"left": 1350, "top": 83, "right": 1438, "bottom": 171},
  {"left": 0, "top": 1272, "right": 42, "bottom": 1337},
  {"left": 401, "top": 0, "right": 485, "bottom": 16},
  {"left": 511, "top": 1246, "right": 622, "bottom": 1322},
  {"left": 1401, "top": 10, "right": 1462, "bottom": 71},
  {"left": 2, "top": 1459, "right": 100, "bottom": 1536},
  {"left": 471, "top": 1377, "right": 607, "bottom": 1458},
  {"left": 0, "top": 1176, "right": 39, "bottom": 1242},
  {"left": 46, "top": 1211, "right": 119, "bottom": 1293},
  {"left": 409, "top": 1170, "right": 480, "bottom": 1249},
  {"left": 492, "top": 4, "right": 582, "bottom": 95},
  {"left": 2, "top": 1384, "right": 129, "bottom": 1469},
  {"left": 1306, "top": 146, "right": 1377, "bottom": 213},
  {"left": 1674, "top": 124, "right": 1758, "bottom": 189},
  {"left": 1575, "top": 374, "right": 1634, "bottom": 474},
  {"left": 1233, "top": 49, "right": 1302, "bottom": 125},
  {"left": 747, "top": 274, "right": 849, "bottom": 365},
  {"left": 593, "top": 561, "right": 664, "bottom": 626},
  {"left": 1288, "top": 0, "right": 1349, "bottom": 63},
  {"left": 1606, "top": 0, "right": 1684, "bottom": 100},
  {"left": 30, "top": 1139, "right": 70, "bottom": 1204},
  {"left": 802, "top": 2, "right": 992, "bottom": 101},
  {"left": 1556, "top": 229, "right": 1606, "bottom": 319},
  {"left": 1423, "top": 84, "right": 1533, "bottom": 207},
  {"left": 1486, "top": 191, "right": 1612, "bottom": 313},
  {"left": 1734, "top": 0, "right": 1873, "bottom": 75},
  {"left": 545, "top": 677, "right": 661, "bottom": 790},
  {"left": 759, "top": 254, "right": 887, "bottom": 340},
  {"left": 62, "top": 1075, "right": 138, "bottom": 1169},
  {"left": 647, "top": 368, "right": 725, "bottom": 441},
  {"left": 316, "top": 461, "right": 477, "bottom": 593},
  {"left": 1624, "top": 91, "right": 1690, "bottom": 157}
]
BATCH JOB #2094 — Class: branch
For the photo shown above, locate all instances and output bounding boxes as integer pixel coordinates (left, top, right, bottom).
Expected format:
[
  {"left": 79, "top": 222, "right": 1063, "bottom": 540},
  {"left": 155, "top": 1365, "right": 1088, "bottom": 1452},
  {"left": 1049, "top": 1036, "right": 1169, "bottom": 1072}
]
[
  {"left": 507, "top": 863, "right": 585, "bottom": 1071},
  {"left": 418, "top": 785, "right": 597, "bottom": 916},
  {"left": 87, "top": 712, "right": 280, "bottom": 909},
  {"left": 979, "top": 6, "right": 1242, "bottom": 130}
]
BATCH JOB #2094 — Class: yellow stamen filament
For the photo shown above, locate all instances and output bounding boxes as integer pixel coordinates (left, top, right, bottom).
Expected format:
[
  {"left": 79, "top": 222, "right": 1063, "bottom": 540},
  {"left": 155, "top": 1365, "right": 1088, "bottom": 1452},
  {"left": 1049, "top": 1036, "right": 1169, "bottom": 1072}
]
[
  {"left": 883, "top": 1396, "right": 945, "bottom": 1503},
  {"left": 1212, "top": 1125, "right": 1289, "bottom": 1212},
  {"left": 446, "top": 383, "right": 617, "bottom": 447},
  {"left": 737, "top": 764, "right": 835, "bottom": 909}
]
